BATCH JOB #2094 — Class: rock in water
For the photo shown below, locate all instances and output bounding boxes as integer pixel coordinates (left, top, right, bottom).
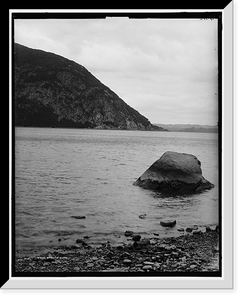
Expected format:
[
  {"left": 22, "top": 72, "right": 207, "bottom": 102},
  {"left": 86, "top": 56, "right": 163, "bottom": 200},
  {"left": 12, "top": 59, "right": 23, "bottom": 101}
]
[
  {"left": 160, "top": 220, "right": 176, "bottom": 227},
  {"left": 133, "top": 151, "right": 214, "bottom": 195}
]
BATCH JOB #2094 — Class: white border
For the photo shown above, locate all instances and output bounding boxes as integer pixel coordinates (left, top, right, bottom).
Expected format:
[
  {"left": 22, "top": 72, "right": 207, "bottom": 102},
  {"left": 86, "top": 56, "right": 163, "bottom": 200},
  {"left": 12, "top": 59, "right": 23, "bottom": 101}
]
[{"left": 6, "top": 4, "right": 233, "bottom": 289}]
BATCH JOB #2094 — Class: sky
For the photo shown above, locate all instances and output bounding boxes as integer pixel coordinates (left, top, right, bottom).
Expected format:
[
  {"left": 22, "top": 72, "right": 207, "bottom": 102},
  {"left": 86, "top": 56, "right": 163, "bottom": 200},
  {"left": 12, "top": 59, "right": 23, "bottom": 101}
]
[{"left": 14, "top": 17, "right": 218, "bottom": 125}]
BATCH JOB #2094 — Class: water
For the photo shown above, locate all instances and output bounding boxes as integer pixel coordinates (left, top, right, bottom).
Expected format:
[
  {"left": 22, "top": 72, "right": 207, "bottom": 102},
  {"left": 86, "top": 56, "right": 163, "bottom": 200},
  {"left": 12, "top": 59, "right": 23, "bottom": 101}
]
[{"left": 15, "top": 127, "right": 219, "bottom": 251}]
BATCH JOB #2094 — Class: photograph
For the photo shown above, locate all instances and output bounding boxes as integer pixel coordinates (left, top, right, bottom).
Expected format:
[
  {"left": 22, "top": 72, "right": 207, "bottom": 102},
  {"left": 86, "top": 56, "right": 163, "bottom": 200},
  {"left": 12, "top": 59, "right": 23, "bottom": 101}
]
[
  {"left": 12, "top": 13, "right": 221, "bottom": 277},
  {"left": 7, "top": 6, "right": 236, "bottom": 289}
]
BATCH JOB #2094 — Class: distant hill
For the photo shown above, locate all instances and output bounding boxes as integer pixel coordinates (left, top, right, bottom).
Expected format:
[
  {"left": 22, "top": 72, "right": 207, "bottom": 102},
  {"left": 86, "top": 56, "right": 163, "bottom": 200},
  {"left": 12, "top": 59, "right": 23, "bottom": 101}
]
[
  {"left": 14, "top": 43, "right": 166, "bottom": 131},
  {"left": 155, "top": 124, "right": 218, "bottom": 133}
]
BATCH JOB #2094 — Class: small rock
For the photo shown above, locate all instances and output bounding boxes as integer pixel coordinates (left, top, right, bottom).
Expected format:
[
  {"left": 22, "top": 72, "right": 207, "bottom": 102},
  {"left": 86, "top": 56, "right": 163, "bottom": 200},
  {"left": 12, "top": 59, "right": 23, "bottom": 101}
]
[
  {"left": 190, "top": 264, "right": 197, "bottom": 269},
  {"left": 135, "top": 264, "right": 143, "bottom": 267},
  {"left": 142, "top": 265, "right": 153, "bottom": 271},
  {"left": 215, "top": 225, "right": 219, "bottom": 233},
  {"left": 134, "top": 239, "right": 151, "bottom": 248},
  {"left": 124, "top": 230, "right": 134, "bottom": 237},
  {"left": 160, "top": 220, "right": 176, "bottom": 227},
  {"left": 143, "top": 261, "right": 154, "bottom": 265},
  {"left": 58, "top": 238, "right": 62, "bottom": 242},
  {"left": 132, "top": 235, "right": 141, "bottom": 241},
  {"left": 83, "top": 236, "right": 90, "bottom": 239},
  {"left": 71, "top": 215, "right": 86, "bottom": 219},
  {"left": 87, "top": 263, "right": 94, "bottom": 268},
  {"left": 70, "top": 244, "right": 80, "bottom": 249},
  {"left": 177, "top": 228, "right": 184, "bottom": 232},
  {"left": 76, "top": 239, "right": 84, "bottom": 243},
  {"left": 158, "top": 243, "right": 167, "bottom": 250},
  {"left": 191, "top": 225, "right": 199, "bottom": 230},
  {"left": 193, "top": 230, "right": 201, "bottom": 235},
  {"left": 139, "top": 214, "right": 147, "bottom": 219},
  {"left": 123, "top": 259, "right": 132, "bottom": 264},
  {"left": 91, "top": 257, "right": 98, "bottom": 261},
  {"left": 153, "top": 233, "right": 159, "bottom": 236},
  {"left": 158, "top": 244, "right": 176, "bottom": 252},
  {"left": 206, "top": 227, "right": 212, "bottom": 232},
  {"left": 186, "top": 228, "right": 192, "bottom": 233},
  {"left": 74, "top": 266, "right": 80, "bottom": 271},
  {"left": 149, "top": 239, "right": 157, "bottom": 245}
]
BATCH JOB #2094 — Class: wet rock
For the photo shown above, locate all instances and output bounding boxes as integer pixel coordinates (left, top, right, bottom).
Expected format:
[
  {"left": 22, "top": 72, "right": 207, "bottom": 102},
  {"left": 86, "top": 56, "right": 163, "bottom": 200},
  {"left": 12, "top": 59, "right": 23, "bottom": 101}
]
[
  {"left": 139, "top": 214, "right": 147, "bottom": 219},
  {"left": 165, "top": 245, "right": 177, "bottom": 252},
  {"left": 124, "top": 230, "right": 134, "bottom": 237},
  {"left": 193, "top": 230, "right": 201, "bottom": 235},
  {"left": 76, "top": 239, "right": 85, "bottom": 244},
  {"left": 71, "top": 215, "right": 86, "bottom": 219},
  {"left": 70, "top": 244, "right": 80, "bottom": 249},
  {"left": 123, "top": 259, "right": 132, "bottom": 264},
  {"left": 177, "top": 228, "right": 184, "bottom": 232},
  {"left": 190, "top": 264, "right": 197, "bottom": 269},
  {"left": 134, "top": 239, "right": 151, "bottom": 248},
  {"left": 160, "top": 220, "right": 176, "bottom": 227},
  {"left": 87, "top": 263, "right": 94, "bottom": 268},
  {"left": 142, "top": 265, "right": 153, "bottom": 271},
  {"left": 133, "top": 151, "right": 214, "bottom": 195},
  {"left": 143, "top": 261, "right": 154, "bottom": 265},
  {"left": 132, "top": 235, "right": 141, "bottom": 242}
]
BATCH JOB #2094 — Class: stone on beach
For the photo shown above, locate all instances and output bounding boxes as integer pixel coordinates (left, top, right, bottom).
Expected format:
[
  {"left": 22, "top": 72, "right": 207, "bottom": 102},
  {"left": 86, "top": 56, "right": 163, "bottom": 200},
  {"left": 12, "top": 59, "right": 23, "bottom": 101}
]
[
  {"left": 15, "top": 230, "right": 219, "bottom": 273},
  {"left": 142, "top": 265, "right": 153, "bottom": 271},
  {"left": 133, "top": 151, "right": 214, "bottom": 195},
  {"left": 132, "top": 235, "right": 141, "bottom": 241}
]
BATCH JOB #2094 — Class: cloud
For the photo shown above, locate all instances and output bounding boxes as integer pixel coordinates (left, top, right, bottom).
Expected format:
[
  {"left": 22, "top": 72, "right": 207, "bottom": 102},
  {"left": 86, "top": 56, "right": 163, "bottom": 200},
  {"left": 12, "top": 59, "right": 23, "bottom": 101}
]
[{"left": 14, "top": 18, "right": 218, "bottom": 125}]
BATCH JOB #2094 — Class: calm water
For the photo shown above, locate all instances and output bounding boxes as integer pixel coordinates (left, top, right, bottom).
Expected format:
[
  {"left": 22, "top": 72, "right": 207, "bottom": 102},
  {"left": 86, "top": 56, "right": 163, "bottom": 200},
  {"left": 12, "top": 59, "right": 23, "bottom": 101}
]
[{"left": 15, "top": 127, "right": 219, "bottom": 251}]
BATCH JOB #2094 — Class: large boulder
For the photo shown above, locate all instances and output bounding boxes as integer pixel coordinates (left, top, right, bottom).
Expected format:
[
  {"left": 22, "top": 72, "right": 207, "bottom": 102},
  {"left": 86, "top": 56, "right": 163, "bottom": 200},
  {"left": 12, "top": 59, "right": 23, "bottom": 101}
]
[{"left": 133, "top": 151, "right": 214, "bottom": 195}]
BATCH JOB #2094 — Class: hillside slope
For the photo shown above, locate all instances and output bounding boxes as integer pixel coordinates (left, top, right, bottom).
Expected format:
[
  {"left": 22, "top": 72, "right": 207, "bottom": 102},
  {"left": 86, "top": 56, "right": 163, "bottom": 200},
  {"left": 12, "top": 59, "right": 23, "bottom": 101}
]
[{"left": 14, "top": 43, "right": 165, "bottom": 131}]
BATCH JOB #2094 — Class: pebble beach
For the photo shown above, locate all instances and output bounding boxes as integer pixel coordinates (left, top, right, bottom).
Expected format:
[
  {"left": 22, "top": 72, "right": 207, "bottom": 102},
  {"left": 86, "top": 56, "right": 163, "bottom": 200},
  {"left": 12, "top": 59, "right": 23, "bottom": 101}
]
[{"left": 15, "top": 227, "right": 220, "bottom": 274}]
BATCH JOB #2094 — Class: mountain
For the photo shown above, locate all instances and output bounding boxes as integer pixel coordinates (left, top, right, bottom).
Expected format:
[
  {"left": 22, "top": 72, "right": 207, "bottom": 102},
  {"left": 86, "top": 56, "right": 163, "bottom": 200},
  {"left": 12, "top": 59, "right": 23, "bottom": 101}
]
[
  {"left": 14, "top": 43, "right": 166, "bottom": 131},
  {"left": 155, "top": 124, "right": 218, "bottom": 133}
]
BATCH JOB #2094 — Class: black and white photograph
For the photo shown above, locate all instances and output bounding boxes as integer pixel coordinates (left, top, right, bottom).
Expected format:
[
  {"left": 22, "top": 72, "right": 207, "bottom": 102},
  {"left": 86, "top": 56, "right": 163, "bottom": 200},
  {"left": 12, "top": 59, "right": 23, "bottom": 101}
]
[{"left": 7, "top": 5, "right": 235, "bottom": 288}]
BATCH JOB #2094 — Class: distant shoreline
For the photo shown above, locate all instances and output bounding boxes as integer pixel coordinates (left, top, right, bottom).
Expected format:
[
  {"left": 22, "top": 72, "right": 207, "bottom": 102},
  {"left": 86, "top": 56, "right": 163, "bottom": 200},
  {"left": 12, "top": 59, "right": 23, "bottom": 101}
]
[
  {"left": 14, "top": 125, "right": 219, "bottom": 133},
  {"left": 154, "top": 124, "right": 218, "bottom": 133}
]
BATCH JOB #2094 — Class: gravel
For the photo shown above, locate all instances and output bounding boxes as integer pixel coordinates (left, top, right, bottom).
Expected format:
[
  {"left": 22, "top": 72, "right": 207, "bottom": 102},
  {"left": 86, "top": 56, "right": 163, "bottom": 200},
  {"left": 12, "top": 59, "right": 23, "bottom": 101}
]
[{"left": 15, "top": 230, "right": 220, "bottom": 274}]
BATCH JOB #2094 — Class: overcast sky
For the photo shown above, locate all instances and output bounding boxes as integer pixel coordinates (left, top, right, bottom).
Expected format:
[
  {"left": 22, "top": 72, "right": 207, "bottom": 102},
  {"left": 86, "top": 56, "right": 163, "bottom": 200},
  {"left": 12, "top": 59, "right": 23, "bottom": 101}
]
[{"left": 14, "top": 17, "right": 218, "bottom": 125}]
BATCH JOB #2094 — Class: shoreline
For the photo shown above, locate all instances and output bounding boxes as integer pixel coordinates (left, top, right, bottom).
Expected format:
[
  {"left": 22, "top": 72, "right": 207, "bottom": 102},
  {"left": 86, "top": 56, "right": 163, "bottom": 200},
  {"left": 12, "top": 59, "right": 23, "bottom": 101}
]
[{"left": 15, "top": 228, "right": 220, "bottom": 274}]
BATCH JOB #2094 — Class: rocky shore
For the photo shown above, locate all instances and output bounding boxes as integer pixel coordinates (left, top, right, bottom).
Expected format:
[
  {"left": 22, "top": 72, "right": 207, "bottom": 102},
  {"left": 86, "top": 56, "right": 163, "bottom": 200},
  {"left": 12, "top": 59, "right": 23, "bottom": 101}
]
[{"left": 15, "top": 227, "right": 220, "bottom": 274}]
